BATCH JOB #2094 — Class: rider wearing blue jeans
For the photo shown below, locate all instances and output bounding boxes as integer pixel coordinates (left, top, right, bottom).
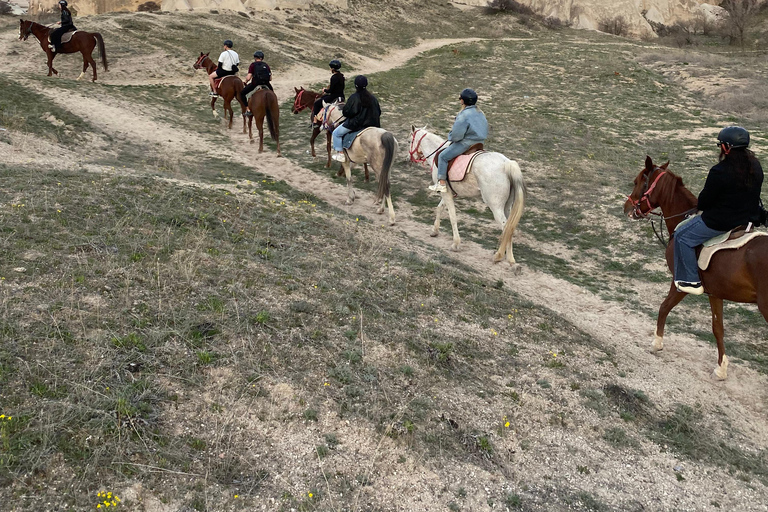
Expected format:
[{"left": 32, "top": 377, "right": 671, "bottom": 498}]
[
  {"left": 673, "top": 126, "right": 764, "bottom": 295},
  {"left": 429, "top": 88, "right": 488, "bottom": 193},
  {"left": 332, "top": 75, "right": 381, "bottom": 162}
]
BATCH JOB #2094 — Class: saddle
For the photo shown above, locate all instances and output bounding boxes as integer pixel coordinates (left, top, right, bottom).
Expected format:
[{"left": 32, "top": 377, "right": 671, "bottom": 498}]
[
  {"left": 317, "top": 102, "right": 344, "bottom": 131},
  {"left": 434, "top": 143, "right": 485, "bottom": 182},
  {"left": 698, "top": 228, "right": 768, "bottom": 270},
  {"left": 342, "top": 127, "right": 375, "bottom": 163},
  {"left": 213, "top": 75, "right": 236, "bottom": 90},
  {"left": 49, "top": 29, "right": 77, "bottom": 45}
]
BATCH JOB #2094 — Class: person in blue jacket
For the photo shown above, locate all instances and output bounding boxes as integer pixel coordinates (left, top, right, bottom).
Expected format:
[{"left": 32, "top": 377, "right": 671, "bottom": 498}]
[{"left": 429, "top": 88, "right": 488, "bottom": 193}]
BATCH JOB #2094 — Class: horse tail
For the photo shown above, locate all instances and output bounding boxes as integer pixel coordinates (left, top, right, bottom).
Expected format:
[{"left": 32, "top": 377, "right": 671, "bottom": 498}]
[
  {"left": 376, "top": 131, "right": 397, "bottom": 202},
  {"left": 265, "top": 91, "right": 279, "bottom": 141},
  {"left": 495, "top": 159, "right": 526, "bottom": 263},
  {"left": 94, "top": 32, "right": 108, "bottom": 71}
]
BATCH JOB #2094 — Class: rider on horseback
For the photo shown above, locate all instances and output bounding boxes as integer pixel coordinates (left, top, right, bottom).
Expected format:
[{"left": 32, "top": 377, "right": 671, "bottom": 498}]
[
  {"left": 49, "top": 0, "right": 75, "bottom": 53},
  {"left": 429, "top": 88, "right": 488, "bottom": 193},
  {"left": 331, "top": 75, "right": 381, "bottom": 162},
  {"left": 673, "top": 126, "right": 764, "bottom": 295},
  {"left": 311, "top": 59, "right": 345, "bottom": 127},
  {"left": 241, "top": 50, "right": 273, "bottom": 116},
  {"left": 208, "top": 40, "right": 239, "bottom": 97}
]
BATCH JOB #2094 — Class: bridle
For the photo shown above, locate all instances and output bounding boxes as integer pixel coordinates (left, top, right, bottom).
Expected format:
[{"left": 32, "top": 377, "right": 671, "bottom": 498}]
[
  {"left": 20, "top": 21, "right": 34, "bottom": 41},
  {"left": 627, "top": 166, "right": 667, "bottom": 219},
  {"left": 193, "top": 54, "right": 209, "bottom": 70},
  {"left": 408, "top": 129, "right": 446, "bottom": 169},
  {"left": 292, "top": 89, "right": 311, "bottom": 114}
]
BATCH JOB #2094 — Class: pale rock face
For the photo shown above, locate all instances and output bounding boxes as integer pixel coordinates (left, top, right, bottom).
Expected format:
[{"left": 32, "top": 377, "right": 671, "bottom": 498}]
[
  {"left": 28, "top": 0, "right": 347, "bottom": 15},
  {"left": 453, "top": 0, "right": 722, "bottom": 37}
]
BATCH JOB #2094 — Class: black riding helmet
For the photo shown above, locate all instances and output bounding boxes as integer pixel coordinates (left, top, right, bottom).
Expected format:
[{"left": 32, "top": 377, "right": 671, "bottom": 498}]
[
  {"left": 253, "top": 50, "right": 264, "bottom": 59},
  {"left": 460, "top": 88, "right": 478, "bottom": 106},
  {"left": 717, "top": 126, "right": 750, "bottom": 149},
  {"left": 329, "top": 59, "right": 342, "bottom": 70},
  {"left": 354, "top": 75, "right": 368, "bottom": 89},
  {"left": 223, "top": 40, "right": 234, "bottom": 48},
  {"left": 59, "top": 0, "right": 67, "bottom": 5}
]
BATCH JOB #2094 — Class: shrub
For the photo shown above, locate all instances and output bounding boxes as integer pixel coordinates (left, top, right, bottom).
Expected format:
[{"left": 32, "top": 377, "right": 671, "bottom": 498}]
[
  {"left": 137, "top": 1, "right": 160, "bottom": 11},
  {"left": 0, "top": 1, "right": 13, "bottom": 15},
  {"left": 598, "top": 16, "right": 629, "bottom": 37},
  {"left": 486, "top": 0, "right": 534, "bottom": 16}
]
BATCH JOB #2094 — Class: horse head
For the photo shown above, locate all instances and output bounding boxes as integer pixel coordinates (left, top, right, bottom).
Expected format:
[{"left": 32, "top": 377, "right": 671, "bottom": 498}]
[
  {"left": 407, "top": 125, "right": 432, "bottom": 164},
  {"left": 193, "top": 52, "right": 209, "bottom": 70},
  {"left": 292, "top": 87, "right": 309, "bottom": 114},
  {"left": 624, "top": 156, "right": 669, "bottom": 219},
  {"left": 19, "top": 19, "right": 33, "bottom": 41}
]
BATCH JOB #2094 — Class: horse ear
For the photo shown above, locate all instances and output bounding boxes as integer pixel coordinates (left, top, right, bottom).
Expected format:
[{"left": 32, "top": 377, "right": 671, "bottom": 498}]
[
  {"left": 660, "top": 161, "right": 670, "bottom": 170},
  {"left": 644, "top": 155, "right": 654, "bottom": 172},
  {"left": 411, "top": 124, "right": 416, "bottom": 132}
]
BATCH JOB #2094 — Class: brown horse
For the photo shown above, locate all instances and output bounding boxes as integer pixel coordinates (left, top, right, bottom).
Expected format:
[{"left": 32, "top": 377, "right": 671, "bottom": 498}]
[
  {"left": 19, "top": 19, "right": 107, "bottom": 81},
  {"left": 292, "top": 87, "right": 369, "bottom": 180},
  {"left": 247, "top": 88, "right": 280, "bottom": 156},
  {"left": 192, "top": 52, "right": 246, "bottom": 131},
  {"left": 624, "top": 156, "right": 768, "bottom": 379}
]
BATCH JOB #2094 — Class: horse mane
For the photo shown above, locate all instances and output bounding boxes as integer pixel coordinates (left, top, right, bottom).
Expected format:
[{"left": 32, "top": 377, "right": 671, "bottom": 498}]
[{"left": 661, "top": 169, "right": 698, "bottom": 208}]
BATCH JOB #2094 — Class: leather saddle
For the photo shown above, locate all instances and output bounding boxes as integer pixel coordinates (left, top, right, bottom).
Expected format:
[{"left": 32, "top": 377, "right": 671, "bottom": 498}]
[
  {"left": 434, "top": 143, "right": 484, "bottom": 178},
  {"left": 697, "top": 226, "right": 768, "bottom": 270},
  {"left": 49, "top": 29, "right": 77, "bottom": 45},
  {"left": 213, "top": 75, "right": 237, "bottom": 90}
]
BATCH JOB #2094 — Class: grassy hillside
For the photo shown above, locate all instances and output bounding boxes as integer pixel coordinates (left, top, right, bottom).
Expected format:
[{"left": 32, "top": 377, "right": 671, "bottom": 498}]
[{"left": 2, "top": 2, "right": 768, "bottom": 510}]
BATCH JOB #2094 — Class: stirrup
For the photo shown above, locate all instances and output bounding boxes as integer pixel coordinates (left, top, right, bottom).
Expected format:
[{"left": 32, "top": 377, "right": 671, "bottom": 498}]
[{"left": 675, "top": 281, "right": 704, "bottom": 295}]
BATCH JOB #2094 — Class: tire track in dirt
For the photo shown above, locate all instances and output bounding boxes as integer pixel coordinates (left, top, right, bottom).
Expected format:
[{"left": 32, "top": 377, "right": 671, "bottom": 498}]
[{"left": 9, "top": 35, "right": 768, "bottom": 451}]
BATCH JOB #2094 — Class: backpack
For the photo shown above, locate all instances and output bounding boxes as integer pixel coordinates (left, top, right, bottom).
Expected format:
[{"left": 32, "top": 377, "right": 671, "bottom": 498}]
[{"left": 253, "top": 62, "right": 270, "bottom": 81}]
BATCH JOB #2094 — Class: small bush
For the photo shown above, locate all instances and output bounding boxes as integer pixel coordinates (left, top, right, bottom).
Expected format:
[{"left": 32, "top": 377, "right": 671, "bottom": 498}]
[
  {"left": 598, "top": 16, "right": 629, "bottom": 37},
  {"left": 0, "top": 1, "right": 13, "bottom": 15},
  {"left": 486, "top": 0, "right": 534, "bottom": 15},
  {"left": 137, "top": 1, "right": 160, "bottom": 12}
]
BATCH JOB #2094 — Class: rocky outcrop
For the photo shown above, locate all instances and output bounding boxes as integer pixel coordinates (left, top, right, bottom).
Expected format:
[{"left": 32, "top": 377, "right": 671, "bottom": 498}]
[
  {"left": 454, "top": 0, "right": 725, "bottom": 37},
  {"left": 27, "top": 0, "right": 347, "bottom": 15}
]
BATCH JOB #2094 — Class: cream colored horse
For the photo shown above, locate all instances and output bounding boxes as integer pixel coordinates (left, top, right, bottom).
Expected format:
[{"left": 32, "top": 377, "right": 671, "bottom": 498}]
[
  {"left": 408, "top": 126, "right": 526, "bottom": 266},
  {"left": 325, "top": 103, "right": 397, "bottom": 225}
]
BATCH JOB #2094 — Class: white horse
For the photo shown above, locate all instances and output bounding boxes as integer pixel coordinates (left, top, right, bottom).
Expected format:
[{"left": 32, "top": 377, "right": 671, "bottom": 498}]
[{"left": 408, "top": 126, "right": 526, "bottom": 266}]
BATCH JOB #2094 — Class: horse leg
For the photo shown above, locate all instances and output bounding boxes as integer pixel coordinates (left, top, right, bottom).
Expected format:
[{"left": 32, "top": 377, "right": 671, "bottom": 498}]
[
  {"left": 344, "top": 162, "right": 355, "bottom": 205},
  {"left": 385, "top": 194, "right": 395, "bottom": 226},
  {"left": 211, "top": 97, "right": 219, "bottom": 118},
  {"left": 310, "top": 127, "right": 320, "bottom": 157},
  {"left": 325, "top": 132, "right": 332, "bottom": 169},
  {"left": 709, "top": 296, "right": 729, "bottom": 380},
  {"left": 256, "top": 114, "right": 265, "bottom": 152},
  {"left": 653, "top": 282, "right": 687, "bottom": 352},
  {"left": 431, "top": 199, "right": 446, "bottom": 237},
  {"left": 364, "top": 163, "right": 370, "bottom": 183},
  {"left": 224, "top": 98, "right": 233, "bottom": 129},
  {"left": 82, "top": 50, "right": 97, "bottom": 81},
  {"left": 247, "top": 114, "right": 253, "bottom": 142},
  {"left": 46, "top": 52, "right": 57, "bottom": 76},
  {"left": 443, "top": 193, "right": 461, "bottom": 251}
]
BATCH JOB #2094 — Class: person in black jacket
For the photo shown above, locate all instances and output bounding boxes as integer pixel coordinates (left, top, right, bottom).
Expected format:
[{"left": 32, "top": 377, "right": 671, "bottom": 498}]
[
  {"left": 311, "top": 60, "right": 345, "bottom": 127},
  {"left": 331, "top": 75, "right": 380, "bottom": 162},
  {"left": 241, "top": 51, "right": 273, "bottom": 116},
  {"left": 673, "top": 126, "right": 764, "bottom": 295},
  {"left": 49, "top": 0, "right": 76, "bottom": 53}
]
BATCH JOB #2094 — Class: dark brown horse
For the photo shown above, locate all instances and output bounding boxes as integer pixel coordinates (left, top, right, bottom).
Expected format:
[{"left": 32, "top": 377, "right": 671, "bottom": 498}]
[
  {"left": 19, "top": 19, "right": 107, "bottom": 82},
  {"left": 292, "top": 86, "right": 369, "bottom": 180},
  {"left": 193, "top": 52, "right": 246, "bottom": 131},
  {"left": 247, "top": 88, "right": 280, "bottom": 156},
  {"left": 624, "top": 156, "right": 768, "bottom": 379}
]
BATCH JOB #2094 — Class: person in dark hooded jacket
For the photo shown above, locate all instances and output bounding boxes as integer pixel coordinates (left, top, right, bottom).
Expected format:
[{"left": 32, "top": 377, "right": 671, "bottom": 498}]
[
  {"left": 331, "top": 75, "right": 381, "bottom": 162},
  {"left": 49, "top": 0, "right": 76, "bottom": 53}
]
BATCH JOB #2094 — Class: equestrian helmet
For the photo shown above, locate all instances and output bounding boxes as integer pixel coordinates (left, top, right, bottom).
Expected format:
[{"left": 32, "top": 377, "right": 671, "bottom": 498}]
[
  {"left": 253, "top": 50, "right": 264, "bottom": 59},
  {"left": 717, "top": 126, "right": 750, "bottom": 149},
  {"left": 59, "top": 0, "right": 67, "bottom": 5},
  {"left": 354, "top": 75, "right": 368, "bottom": 89},
  {"left": 329, "top": 59, "right": 342, "bottom": 70},
  {"left": 223, "top": 40, "right": 234, "bottom": 48},
  {"left": 460, "top": 88, "right": 478, "bottom": 105}
]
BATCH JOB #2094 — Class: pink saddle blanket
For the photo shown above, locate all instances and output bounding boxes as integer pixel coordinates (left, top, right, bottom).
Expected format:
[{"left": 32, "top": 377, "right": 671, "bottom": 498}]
[{"left": 447, "top": 151, "right": 484, "bottom": 182}]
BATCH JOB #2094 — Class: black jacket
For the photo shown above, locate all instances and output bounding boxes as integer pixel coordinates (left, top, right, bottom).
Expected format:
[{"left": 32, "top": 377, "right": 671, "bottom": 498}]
[
  {"left": 341, "top": 91, "right": 381, "bottom": 132},
  {"left": 61, "top": 7, "right": 74, "bottom": 28},
  {"left": 327, "top": 72, "right": 345, "bottom": 100},
  {"left": 698, "top": 158, "right": 764, "bottom": 231}
]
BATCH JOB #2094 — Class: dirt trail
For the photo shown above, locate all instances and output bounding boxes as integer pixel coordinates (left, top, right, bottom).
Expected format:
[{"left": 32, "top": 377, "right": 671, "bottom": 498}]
[{"left": 6, "top": 30, "right": 768, "bottom": 468}]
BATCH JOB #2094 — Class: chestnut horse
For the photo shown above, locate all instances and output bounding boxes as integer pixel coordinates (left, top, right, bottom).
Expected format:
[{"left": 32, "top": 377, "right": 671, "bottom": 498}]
[
  {"left": 624, "top": 156, "right": 768, "bottom": 380},
  {"left": 247, "top": 88, "right": 281, "bottom": 156},
  {"left": 192, "top": 52, "right": 246, "bottom": 131},
  {"left": 19, "top": 19, "right": 107, "bottom": 81},
  {"left": 291, "top": 87, "right": 369, "bottom": 180}
]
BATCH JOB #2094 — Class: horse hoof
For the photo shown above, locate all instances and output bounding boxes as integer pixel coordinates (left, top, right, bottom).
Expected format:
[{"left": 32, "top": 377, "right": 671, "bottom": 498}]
[
  {"left": 389, "top": 219, "right": 395, "bottom": 226},
  {"left": 450, "top": 243, "right": 460, "bottom": 252},
  {"left": 492, "top": 252, "right": 504, "bottom": 264},
  {"left": 430, "top": 230, "right": 439, "bottom": 238},
  {"left": 713, "top": 355, "right": 729, "bottom": 380},
  {"left": 651, "top": 335, "right": 664, "bottom": 352}
]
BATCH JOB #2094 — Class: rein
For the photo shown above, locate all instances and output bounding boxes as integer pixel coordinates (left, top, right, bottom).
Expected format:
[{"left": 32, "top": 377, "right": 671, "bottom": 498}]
[
  {"left": 193, "top": 54, "right": 210, "bottom": 71},
  {"left": 293, "top": 89, "right": 312, "bottom": 113},
  {"left": 627, "top": 169, "right": 667, "bottom": 219}
]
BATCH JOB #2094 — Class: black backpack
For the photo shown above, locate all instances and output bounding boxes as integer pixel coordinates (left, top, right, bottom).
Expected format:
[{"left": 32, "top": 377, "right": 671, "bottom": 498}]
[{"left": 253, "top": 62, "right": 270, "bottom": 81}]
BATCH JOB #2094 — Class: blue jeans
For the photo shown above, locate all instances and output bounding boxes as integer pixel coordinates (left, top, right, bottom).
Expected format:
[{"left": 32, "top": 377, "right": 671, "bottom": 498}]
[
  {"left": 437, "top": 140, "right": 475, "bottom": 181},
  {"left": 673, "top": 216, "right": 726, "bottom": 283},
  {"left": 332, "top": 125, "right": 353, "bottom": 152}
]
